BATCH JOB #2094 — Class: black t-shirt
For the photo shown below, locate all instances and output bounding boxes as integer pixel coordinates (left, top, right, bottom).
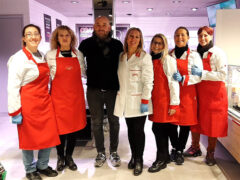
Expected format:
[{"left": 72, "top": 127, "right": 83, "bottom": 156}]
[{"left": 78, "top": 36, "right": 123, "bottom": 90}]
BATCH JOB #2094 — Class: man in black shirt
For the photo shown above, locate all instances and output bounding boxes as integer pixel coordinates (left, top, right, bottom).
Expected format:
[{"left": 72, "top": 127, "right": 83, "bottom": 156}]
[{"left": 78, "top": 16, "right": 123, "bottom": 168}]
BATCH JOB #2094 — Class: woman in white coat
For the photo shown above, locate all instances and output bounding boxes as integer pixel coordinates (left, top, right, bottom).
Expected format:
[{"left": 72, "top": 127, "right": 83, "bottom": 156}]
[
  {"left": 114, "top": 27, "right": 154, "bottom": 176},
  {"left": 7, "top": 24, "right": 59, "bottom": 180}
]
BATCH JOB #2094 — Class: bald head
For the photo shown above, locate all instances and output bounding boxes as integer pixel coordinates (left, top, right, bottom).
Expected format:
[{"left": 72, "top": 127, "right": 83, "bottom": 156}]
[{"left": 94, "top": 16, "right": 111, "bottom": 39}]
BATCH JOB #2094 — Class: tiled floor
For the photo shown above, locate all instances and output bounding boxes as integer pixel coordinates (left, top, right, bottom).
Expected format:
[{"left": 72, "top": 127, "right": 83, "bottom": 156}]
[{"left": 0, "top": 113, "right": 238, "bottom": 180}]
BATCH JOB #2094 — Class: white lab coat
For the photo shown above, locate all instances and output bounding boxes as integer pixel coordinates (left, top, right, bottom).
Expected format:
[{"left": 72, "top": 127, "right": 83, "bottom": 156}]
[
  {"left": 114, "top": 51, "right": 154, "bottom": 118},
  {"left": 201, "top": 46, "right": 227, "bottom": 82},
  {"left": 170, "top": 49, "right": 203, "bottom": 86},
  {"left": 161, "top": 55, "right": 180, "bottom": 106},
  {"left": 7, "top": 49, "right": 45, "bottom": 115},
  {"left": 45, "top": 49, "right": 86, "bottom": 80}
]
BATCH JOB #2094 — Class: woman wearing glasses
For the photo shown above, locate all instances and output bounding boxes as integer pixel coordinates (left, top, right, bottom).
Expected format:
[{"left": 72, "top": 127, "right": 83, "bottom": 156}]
[
  {"left": 7, "top": 24, "right": 60, "bottom": 180},
  {"left": 46, "top": 25, "right": 86, "bottom": 171},
  {"left": 148, "top": 33, "right": 180, "bottom": 173}
]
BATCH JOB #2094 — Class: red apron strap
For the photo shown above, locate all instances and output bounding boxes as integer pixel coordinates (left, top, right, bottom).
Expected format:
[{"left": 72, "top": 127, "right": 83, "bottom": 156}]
[{"left": 22, "top": 47, "right": 38, "bottom": 65}]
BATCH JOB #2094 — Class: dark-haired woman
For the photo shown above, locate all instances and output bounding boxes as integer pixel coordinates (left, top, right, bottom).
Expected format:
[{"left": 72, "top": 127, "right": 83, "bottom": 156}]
[
  {"left": 169, "top": 26, "right": 202, "bottom": 165},
  {"left": 46, "top": 25, "right": 86, "bottom": 171},
  {"left": 148, "top": 33, "right": 180, "bottom": 173},
  {"left": 7, "top": 24, "right": 59, "bottom": 180},
  {"left": 184, "top": 26, "right": 228, "bottom": 166}
]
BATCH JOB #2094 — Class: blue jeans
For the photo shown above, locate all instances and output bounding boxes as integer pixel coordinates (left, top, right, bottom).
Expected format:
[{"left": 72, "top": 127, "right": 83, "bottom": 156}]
[{"left": 22, "top": 148, "right": 51, "bottom": 173}]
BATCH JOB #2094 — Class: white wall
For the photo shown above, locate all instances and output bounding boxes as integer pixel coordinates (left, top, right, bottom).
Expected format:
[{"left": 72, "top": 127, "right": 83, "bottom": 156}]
[
  {"left": 29, "top": 0, "right": 68, "bottom": 53},
  {"left": 0, "top": 0, "right": 30, "bottom": 24},
  {"left": 116, "top": 16, "right": 208, "bottom": 37},
  {"left": 216, "top": 9, "right": 240, "bottom": 65}
]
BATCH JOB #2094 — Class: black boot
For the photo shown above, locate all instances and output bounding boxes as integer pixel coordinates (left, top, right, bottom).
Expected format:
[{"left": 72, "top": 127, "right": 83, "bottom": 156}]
[
  {"left": 128, "top": 157, "right": 135, "bottom": 169},
  {"left": 133, "top": 159, "right": 143, "bottom": 176},
  {"left": 65, "top": 155, "right": 77, "bottom": 171},
  {"left": 175, "top": 151, "right": 184, "bottom": 165},
  {"left": 56, "top": 156, "right": 65, "bottom": 171},
  {"left": 205, "top": 151, "right": 216, "bottom": 166},
  {"left": 148, "top": 160, "right": 167, "bottom": 173}
]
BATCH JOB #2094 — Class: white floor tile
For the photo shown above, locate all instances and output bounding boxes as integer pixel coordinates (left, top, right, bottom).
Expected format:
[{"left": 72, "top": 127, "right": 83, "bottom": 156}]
[{"left": 0, "top": 116, "right": 227, "bottom": 180}]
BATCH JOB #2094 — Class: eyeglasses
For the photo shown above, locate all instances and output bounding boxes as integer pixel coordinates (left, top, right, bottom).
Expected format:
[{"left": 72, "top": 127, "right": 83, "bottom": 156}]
[{"left": 25, "top": 33, "right": 40, "bottom": 38}]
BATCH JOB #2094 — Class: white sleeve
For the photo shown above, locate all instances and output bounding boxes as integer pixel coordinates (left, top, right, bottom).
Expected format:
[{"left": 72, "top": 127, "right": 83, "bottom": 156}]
[
  {"left": 7, "top": 55, "right": 24, "bottom": 116},
  {"left": 201, "top": 49, "right": 227, "bottom": 81},
  {"left": 164, "top": 56, "right": 180, "bottom": 106},
  {"left": 77, "top": 50, "right": 86, "bottom": 78},
  {"left": 141, "top": 53, "right": 154, "bottom": 101},
  {"left": 45, "top": 50, "right": 57, "bottom": 80},
  {"left": 182, "top": 52, "right": 203, "bottom": 86}
]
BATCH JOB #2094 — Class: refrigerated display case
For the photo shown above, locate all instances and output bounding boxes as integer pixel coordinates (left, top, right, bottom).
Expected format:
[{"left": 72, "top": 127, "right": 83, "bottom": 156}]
[
  {"left": 227, "top": 65, "right": 240, "bottom": 116},
  {"left": 219, "top": 65, "right": 240, "bottom": 163}
]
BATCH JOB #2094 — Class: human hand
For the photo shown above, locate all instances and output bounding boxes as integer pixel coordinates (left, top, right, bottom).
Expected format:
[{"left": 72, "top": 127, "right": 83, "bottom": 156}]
[
  {"left": 12, "top": 114, "right": 22, "bottom": 124},
  {"left": 191, "top": 65, "right": 202, "bottom": 77},
  {"left": 140, "top": 104, "right": 148, "bottom": 113},
  {"left": 173, "top": 71, "right": 183, "bottom": 82},
  {"left": 168, "top": 109, "right": 176, "bottom": 116}
]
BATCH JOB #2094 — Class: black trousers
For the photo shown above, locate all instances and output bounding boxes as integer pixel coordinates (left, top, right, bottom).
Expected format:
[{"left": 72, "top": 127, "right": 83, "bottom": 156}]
[
  {"left": 152, "top": 122, "right": 170, "bottom": 161},
  {"left": 169, "top": 124, "right": 190, "bottom": 152},
  {"left": 56, "top": 131, "right": 77, "bottom": 157},
  {"left": 125, "top": 116, "right": 146, "bottom": 161},
  {"left": 87, "top": 87, "right": 119, "bottom": 153}
]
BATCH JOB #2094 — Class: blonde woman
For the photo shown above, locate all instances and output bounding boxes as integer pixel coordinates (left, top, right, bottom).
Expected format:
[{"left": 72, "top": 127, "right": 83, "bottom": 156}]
[
  {"left": 114, "top": 27, "right": 154, "bottom": 176},
  {"left": 148, "top": 34, "right": 180, "bottom": 173},
  {"left": 46, "top": 25, "right": 86, "bottom": 171}
]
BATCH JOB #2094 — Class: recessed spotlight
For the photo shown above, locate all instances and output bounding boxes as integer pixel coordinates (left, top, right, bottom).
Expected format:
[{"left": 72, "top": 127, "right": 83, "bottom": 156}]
[
  {"left": 122, "top": 1, "right": 130, "bottom": 4},
  {"left": 191, "top": 8, "right": 198, "bottom": 11},
  {"left": 172, "top": 0, "right": 181, "bottom": 3},
  {"left": 147, "top": 8, "right": 153, "bottom": 11},
  {"left": 71, "top": 1, "right": 79, "bottom": 4},
  {"left": 126, "top": 13, "right": 132, "bottom": 16}
]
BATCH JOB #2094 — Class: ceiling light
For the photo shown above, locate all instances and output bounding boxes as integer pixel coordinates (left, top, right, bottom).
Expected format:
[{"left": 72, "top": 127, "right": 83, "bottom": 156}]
[
  {"left": 71, "top": 1, "right": 79, "bottom": 4},
  {"left": 147, "top": 8, "right": 153, "bottom": 11},
  {"left": 172, "top": 1, "right": 181, "bottom": 3},
  {"left": 122, "top": 1, "right": 130, "bottom": 3},
  {"left": 191, "top": 8, "right": 198, "bottom": 11}
]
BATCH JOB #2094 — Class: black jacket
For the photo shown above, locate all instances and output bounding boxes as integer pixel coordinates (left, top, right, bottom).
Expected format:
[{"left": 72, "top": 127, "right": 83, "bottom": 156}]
[{"left": 78, "top": 36, "right": 123, "bottom": 90}]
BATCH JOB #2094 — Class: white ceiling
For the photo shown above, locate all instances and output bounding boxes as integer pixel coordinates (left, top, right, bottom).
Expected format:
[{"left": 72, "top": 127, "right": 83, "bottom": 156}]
[{"left": 35, "top": 0, "right": 227, "bottom": 17}]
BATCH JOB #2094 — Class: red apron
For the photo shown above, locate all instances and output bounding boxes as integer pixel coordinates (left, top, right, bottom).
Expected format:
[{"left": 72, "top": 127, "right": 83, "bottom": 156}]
[
  {"left": 175, "top": 49, "right": 198, "bottom": 126},
  {"left": 18, "top": 48, "right": 60, "bottom": 150},
  {"left": 149, "top": 59, "right": 179, "bottom": 123},
  {"left": 51, "top": 48, "right": 86, "bottom": 135},
  {"left": 191, "top": 52, "right": 228, "bottom": 137}
]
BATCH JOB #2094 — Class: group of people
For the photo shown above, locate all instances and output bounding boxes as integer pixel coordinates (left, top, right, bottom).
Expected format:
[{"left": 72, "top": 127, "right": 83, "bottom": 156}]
[{"left": 7, "top": 15, "right": 228, "bottom": 180}]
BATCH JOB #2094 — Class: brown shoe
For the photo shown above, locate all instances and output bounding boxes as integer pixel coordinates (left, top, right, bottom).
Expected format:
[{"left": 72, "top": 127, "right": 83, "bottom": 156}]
[{"left": 205, "top": 151, "right": 216, "bottom": 166}]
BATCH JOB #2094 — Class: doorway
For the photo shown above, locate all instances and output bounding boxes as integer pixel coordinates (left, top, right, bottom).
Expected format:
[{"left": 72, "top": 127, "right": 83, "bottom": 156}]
[{"left": 0, "top": 15, "right": 23, "bottom": 115}]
